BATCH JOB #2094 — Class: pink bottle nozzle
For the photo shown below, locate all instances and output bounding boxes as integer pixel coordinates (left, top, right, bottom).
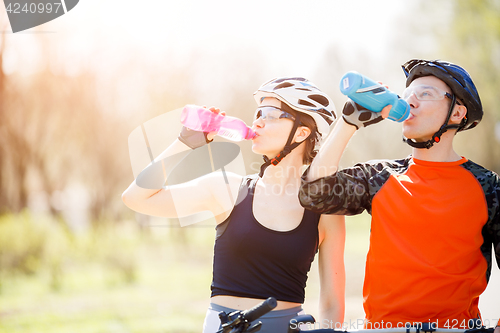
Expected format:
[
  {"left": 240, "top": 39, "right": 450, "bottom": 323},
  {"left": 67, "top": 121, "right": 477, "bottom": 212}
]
[{"left": 246, "top": 128, "right": 257, "bottom": 140}]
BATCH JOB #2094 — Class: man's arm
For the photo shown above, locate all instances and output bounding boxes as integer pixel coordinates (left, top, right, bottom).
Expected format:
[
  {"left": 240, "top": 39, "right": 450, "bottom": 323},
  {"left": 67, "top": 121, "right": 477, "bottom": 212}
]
[
  {"left": 299, "top": 102, "right": 392, "bottom": 215},
  {"left": 306, "top": 102, "right": 391, "bottom": 182},
  {"left": 307, "top": 119, "right": 356, "bottom": 182}
]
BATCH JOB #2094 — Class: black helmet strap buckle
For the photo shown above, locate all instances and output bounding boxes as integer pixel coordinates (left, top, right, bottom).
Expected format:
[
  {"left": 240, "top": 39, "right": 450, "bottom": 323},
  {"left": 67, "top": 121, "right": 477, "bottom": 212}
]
[{"left": 404, "top": 94, "right": 460, "bottom": 149}]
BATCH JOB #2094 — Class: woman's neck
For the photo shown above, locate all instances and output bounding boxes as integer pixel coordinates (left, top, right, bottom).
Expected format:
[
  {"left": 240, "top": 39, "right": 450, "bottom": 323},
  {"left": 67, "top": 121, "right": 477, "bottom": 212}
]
[{"left": 261, "top": 151, "right": 304, "bottom": 187}]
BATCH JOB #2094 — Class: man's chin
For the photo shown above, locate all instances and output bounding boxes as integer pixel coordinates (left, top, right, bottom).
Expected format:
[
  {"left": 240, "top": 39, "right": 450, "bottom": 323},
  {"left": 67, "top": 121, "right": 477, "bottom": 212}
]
[{"left": 403, "top": 133, "right": 433, "bottom": 143}]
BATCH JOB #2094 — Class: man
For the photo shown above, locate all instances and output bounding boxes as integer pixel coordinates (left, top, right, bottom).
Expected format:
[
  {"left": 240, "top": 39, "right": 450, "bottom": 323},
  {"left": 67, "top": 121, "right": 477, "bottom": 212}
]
[{"left": 299, "top": 59, "right": 500, "bottom": 330}]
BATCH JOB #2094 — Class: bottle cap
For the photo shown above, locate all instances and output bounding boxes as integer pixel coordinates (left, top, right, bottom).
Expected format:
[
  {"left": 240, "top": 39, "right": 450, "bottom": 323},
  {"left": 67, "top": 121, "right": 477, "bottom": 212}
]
[{"left": 340, "top": 71, "right": 363, "bottom": 96}]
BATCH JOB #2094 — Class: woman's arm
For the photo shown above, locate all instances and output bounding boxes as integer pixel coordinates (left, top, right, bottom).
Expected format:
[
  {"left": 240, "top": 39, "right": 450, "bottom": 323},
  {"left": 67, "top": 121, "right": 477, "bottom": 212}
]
[
  {"left": 122, "top": 137, "right": 190, "bottom": 211},
  {"left": 122, "top": 137, "right": 242, "bottom": 220},
  {"left": 317, "top": 214, "right": 346, "bottom": 327}
]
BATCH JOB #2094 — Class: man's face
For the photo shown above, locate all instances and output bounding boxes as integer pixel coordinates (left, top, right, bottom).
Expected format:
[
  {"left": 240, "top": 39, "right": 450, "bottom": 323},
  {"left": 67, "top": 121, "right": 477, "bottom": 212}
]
[{"left": 402, "top": 76, "right": 455, "bottom": 142}]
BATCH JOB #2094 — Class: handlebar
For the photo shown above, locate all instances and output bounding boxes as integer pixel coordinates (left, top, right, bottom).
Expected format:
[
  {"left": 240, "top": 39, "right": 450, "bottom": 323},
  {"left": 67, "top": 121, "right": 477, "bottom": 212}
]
[
  {"left": 242, "top": 297, "right": 278, "bottom": 323},
  {"left": 217, "top": 297, "right": 277, "bottom": 333}
]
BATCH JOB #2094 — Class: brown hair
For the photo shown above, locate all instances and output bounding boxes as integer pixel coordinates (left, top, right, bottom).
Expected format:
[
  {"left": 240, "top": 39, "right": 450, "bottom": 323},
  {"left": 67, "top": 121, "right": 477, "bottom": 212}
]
[{"left": 280, "top": 103, "right": 321, "bottom": 165}]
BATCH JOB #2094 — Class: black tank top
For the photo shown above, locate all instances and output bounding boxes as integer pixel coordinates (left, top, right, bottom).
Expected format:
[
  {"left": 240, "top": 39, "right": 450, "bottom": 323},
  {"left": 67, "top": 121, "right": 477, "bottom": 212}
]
[{"left": 210, "top": 174, "right": 320, "bottom": 303}]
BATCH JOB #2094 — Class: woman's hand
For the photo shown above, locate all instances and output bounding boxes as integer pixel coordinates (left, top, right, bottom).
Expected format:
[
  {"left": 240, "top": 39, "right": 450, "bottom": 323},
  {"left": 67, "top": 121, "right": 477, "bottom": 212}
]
[
  {"left": 178, "top": 105, "right": 225, "bottom": 149},
  {"left": 205, "top": 106, "right": 225, "bottom": 141}
]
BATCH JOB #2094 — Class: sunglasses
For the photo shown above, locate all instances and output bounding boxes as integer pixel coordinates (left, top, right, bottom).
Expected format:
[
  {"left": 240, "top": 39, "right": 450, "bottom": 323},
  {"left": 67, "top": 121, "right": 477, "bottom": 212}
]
[
  {"left": 402, "top": 85, "right": 463, "bottom": 105},
  {"left": 254, "top": 106, "right": 296, "bottom": 121}
]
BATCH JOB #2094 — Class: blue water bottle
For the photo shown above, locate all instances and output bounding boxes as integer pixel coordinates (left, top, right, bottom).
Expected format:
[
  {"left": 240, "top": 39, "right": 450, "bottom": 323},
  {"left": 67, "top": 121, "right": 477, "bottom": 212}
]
[{"left": 339, "top": 71, "right": 410, "bottom": 122}]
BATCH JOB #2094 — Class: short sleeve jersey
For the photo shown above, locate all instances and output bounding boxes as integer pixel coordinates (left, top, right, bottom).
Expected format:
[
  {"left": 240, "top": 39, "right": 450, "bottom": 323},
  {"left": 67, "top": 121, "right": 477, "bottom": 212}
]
[{"left": 299, "top": 156, "right": 500, "bottom": 327}]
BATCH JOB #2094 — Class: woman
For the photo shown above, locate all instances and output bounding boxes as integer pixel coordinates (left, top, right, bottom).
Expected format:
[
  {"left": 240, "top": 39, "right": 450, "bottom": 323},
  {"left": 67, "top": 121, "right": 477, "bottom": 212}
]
[{"left": 122, "top": 77, "right": 345, "bottom": 333}]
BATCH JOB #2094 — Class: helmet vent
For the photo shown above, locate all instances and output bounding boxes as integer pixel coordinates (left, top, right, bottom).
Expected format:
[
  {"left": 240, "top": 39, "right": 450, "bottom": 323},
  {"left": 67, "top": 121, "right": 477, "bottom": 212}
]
[
  {"left": 308, "top": 94, "right": 330, "bottom": 107},
  {"left": 275, "top": 82, "right": 294, "bottom": 90},
  {"left": 298, "top": 99, "right": 316, "bottom": 107}
]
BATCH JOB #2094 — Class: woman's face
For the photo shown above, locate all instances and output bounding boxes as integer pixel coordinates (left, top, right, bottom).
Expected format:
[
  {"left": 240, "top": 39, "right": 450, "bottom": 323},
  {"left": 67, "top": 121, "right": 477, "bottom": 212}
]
[{"left": 251, "top": 97, "right": 295, "bottom": 158}]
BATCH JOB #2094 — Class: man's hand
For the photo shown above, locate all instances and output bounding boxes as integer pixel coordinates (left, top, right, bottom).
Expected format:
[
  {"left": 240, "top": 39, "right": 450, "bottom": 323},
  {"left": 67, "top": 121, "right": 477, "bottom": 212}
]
[{"left": 341, "top": 100, "right": 392, "bottom": 129}]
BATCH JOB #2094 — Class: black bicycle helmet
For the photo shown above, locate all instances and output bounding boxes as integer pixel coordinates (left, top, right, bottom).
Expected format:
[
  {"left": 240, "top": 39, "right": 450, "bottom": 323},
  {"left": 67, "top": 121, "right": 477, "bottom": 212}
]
[{"left": 401, "top": 59, "right": 483, "bottom": 149}]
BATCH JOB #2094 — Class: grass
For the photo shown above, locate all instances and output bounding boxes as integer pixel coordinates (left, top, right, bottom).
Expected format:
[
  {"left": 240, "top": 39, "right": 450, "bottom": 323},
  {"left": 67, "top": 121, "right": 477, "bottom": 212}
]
[
  {"left": 0, "top": 213, "right": 373, "bottom": 333},
  {"left": 3, "top": 212, "right": 498, "bottom": 332}
]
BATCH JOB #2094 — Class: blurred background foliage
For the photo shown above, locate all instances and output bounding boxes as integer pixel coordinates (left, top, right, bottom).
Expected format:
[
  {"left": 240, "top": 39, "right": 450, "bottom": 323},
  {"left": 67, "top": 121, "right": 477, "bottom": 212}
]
[{"left": 0, "top": 0, "right": 499, "bottom": 332}]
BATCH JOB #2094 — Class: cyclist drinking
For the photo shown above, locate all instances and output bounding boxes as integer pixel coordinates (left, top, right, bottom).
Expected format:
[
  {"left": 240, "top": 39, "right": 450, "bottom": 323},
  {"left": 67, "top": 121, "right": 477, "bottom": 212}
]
[
  {"left": 299, "top": 59, "right": 500, "bottom": 331},
  {"left": 122, "top": 77, "right": 346, "bottom": 333}
]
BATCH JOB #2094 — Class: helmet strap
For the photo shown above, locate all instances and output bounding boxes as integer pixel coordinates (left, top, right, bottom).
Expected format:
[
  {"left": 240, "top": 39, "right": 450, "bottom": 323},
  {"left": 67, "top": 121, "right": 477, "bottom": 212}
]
[
  {"left": 403, "top": 94, "right": 460, "bottom": 149},
  {"left": 259, "top": 114, "right": 305, "bottom": 177}
]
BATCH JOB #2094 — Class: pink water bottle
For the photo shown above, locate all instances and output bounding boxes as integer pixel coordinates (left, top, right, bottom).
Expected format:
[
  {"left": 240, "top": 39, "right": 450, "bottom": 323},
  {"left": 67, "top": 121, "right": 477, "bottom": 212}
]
[{"left": 180, "top": 105, "right": 256, "bottom": 141}]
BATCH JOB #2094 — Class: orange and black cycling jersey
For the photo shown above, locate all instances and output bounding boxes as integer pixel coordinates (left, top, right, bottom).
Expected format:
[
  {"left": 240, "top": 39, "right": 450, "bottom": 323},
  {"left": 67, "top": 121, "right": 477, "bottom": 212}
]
[{"left": 299, "top": 156, "right": 500, "bottom": 327}]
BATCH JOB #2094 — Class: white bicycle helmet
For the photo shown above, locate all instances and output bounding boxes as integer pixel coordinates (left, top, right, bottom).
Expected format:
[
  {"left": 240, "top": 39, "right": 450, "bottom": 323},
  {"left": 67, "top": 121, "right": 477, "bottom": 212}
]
[
  {"left": 253, "top": 77, "right": 336, "bottom": 176},
  {"left": 253, "top": 77, "right": 336, "bottom": 136}
]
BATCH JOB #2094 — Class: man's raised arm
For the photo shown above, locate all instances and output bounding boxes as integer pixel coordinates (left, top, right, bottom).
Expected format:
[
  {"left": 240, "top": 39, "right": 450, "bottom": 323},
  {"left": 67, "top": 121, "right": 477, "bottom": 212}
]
[{"left": 306, "top": 101, "right": 390, "bottom": 182}]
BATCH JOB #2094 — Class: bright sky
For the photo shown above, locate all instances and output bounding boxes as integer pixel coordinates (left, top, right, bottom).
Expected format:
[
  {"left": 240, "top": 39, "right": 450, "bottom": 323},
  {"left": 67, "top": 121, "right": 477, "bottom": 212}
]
[
  {"left": 2, "top": 0, "right": 411, "bottom": 77},
  {"left": 2, "top": 0, "right": 423, "bottom": 118}
]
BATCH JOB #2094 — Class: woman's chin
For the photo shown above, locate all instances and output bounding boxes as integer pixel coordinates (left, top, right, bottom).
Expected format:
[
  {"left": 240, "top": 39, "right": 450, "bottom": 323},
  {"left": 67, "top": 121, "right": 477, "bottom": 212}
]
[
  {"left": 251, "top": 147, "right": 273, "bottom": 160},
  {"left": 251, "top": 144, "right": 261, "bottom": 155},
  {"left": 251, "top": 143, "right": 281, "bottom": 159},
  {"left": 252, "top": 149, "right": 268, "bottom": 158},
  {"left": 251, "top": 143, "right": 267, "bottom": 155}
]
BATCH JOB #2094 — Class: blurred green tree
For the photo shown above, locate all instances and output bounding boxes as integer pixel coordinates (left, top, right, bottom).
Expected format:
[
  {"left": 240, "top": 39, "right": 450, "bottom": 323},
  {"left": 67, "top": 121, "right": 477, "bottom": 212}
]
[{"left": 439, "top": 0, "right": 500, "bottom": 172}]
